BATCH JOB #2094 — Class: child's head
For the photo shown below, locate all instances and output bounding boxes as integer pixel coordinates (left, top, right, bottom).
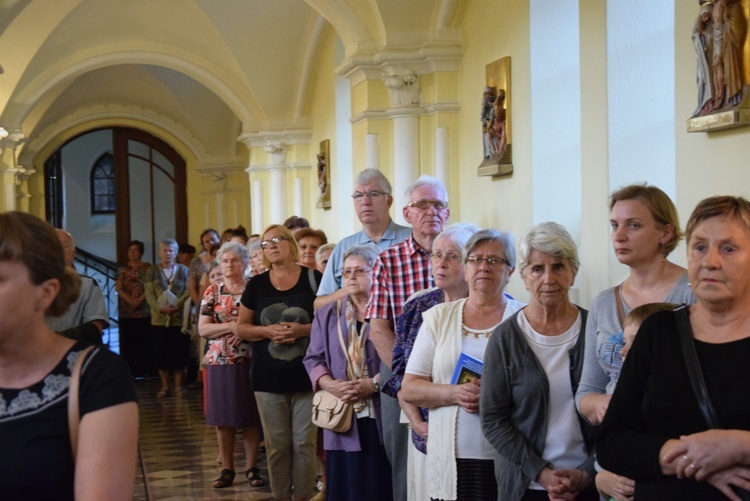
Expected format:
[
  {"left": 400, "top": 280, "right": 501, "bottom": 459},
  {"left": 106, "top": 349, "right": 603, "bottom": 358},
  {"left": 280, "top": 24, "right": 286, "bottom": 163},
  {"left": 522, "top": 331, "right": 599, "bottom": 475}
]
[{"left": 621, "top": 302, "right": 678, "bottom": 361}]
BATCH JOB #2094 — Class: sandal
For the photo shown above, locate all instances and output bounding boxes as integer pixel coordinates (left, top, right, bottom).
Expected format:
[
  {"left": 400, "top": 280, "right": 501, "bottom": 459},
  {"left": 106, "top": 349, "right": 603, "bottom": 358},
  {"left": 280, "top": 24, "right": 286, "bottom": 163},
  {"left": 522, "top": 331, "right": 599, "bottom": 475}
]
[
  {"left": 212, "top": 469, "right": 235, "bottom": 489},
  {"left": 156, "top": 387, "right": 170, "bottom": 399},
  {"left": 246, "top": 467, "right": 265, "bottom": 487}
]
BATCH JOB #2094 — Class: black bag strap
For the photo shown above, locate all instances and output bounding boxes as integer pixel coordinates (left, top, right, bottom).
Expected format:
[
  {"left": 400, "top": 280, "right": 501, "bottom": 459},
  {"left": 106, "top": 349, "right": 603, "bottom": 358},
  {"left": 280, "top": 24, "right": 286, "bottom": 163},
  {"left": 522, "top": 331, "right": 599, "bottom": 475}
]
[{"left": 675, "top": 306, "right": 722, "bottom": 429}]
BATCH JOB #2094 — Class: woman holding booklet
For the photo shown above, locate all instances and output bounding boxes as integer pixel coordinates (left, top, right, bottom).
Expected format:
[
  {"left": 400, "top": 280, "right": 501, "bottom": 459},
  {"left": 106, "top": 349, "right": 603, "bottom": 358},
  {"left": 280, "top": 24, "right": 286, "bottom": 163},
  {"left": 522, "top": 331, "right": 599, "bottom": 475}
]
[
  {"left": 480, "top": 222, "right": 597, "bottom": 501},
  {"left": 401, "top": 229, "right": 524, "bottom": 501}
]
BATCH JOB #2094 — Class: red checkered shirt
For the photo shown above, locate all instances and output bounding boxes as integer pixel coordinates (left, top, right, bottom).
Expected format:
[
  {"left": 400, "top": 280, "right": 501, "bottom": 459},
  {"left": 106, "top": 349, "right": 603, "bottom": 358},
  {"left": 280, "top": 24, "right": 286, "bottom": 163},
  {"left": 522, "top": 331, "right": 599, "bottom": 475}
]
[{"left": 365, "top": 235, "right": 433, "bottom": 331}]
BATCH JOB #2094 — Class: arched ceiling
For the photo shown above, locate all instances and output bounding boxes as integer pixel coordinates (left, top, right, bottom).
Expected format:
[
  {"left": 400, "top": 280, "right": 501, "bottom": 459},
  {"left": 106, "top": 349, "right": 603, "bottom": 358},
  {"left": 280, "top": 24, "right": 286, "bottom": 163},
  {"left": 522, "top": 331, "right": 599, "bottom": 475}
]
[{"left": 0, "top": 0, "right": 463, "bottom": 166}]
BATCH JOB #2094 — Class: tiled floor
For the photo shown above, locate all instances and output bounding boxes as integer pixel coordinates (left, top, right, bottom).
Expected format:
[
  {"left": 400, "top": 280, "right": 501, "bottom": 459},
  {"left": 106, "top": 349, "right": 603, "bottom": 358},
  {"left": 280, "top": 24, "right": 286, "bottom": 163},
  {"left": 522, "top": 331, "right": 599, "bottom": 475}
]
[{"left": 133, "top": 379, "right": 274, "bottom": 500}]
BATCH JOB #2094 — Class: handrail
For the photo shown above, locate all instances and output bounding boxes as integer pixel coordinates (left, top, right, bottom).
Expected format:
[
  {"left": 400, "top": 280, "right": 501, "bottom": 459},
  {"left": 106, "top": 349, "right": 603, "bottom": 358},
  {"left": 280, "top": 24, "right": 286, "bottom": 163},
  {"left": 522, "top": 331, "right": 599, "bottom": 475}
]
[{"left": 73, "top": 247, "right": 119, "bottom": 346}]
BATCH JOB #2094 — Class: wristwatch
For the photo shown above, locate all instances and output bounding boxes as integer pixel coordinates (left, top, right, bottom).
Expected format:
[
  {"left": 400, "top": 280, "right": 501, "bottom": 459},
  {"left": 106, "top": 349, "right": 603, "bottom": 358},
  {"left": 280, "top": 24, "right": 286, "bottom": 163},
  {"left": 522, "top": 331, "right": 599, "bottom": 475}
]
[{"left": 373, "top": 380, "right": 381, "bottom": 393}]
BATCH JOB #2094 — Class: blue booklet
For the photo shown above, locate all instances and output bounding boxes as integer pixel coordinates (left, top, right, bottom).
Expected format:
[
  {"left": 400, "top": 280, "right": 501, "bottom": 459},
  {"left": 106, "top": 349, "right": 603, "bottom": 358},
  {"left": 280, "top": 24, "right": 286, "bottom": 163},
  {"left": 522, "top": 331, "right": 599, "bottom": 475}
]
[{"left": 450, "top": 352, "right": 483, "bottom": 384}]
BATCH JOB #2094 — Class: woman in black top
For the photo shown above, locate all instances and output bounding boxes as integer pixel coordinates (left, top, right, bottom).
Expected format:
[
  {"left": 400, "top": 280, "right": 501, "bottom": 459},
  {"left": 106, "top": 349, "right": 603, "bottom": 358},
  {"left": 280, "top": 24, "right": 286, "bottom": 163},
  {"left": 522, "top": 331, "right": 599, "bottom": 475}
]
[
  {"left": 598, "top": 196, "right": 750, "bottom": 500},
  {"left": 0, "top": 212, "right": 138, "bottom": 500},
  {"left": 238, "top": 224, "right": 321, "bottom": 501}
]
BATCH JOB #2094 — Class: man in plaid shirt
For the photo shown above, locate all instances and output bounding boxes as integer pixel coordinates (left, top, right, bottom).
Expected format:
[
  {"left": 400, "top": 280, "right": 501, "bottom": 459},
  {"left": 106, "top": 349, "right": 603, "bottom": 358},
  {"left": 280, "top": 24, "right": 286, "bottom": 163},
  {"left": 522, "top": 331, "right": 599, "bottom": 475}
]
[{"left": 366, "top": 175, "right": 450, "bottom": 501}]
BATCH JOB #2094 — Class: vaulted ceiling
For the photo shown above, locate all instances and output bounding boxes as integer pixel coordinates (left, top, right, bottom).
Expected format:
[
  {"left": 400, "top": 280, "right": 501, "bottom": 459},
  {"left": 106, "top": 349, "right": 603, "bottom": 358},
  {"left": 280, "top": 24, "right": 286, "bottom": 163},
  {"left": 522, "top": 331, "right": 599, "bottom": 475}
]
[{"left": 0, "top": 0, "right": 464, "bottom": 166}]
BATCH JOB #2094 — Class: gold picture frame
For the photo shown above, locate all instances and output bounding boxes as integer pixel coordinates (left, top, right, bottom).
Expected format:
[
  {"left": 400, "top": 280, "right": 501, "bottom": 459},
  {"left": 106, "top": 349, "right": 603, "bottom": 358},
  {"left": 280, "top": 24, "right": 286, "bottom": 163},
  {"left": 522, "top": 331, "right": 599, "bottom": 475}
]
[
  {"left": 479, "top": 56, "right": 513, "bottom": 176},
  {"left": 316, "top": 139, "right": 331, "bottom": 209}
]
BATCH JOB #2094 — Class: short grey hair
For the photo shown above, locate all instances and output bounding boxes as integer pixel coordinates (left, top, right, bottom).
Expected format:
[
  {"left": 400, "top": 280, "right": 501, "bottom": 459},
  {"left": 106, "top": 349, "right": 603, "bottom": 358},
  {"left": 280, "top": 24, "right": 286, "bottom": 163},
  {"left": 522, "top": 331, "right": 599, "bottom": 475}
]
[
  {"left": 159, "top": 238, "right": 178, "bottom": 252},
  {"left": 246, "top": 240, "right": 261, "bottom": 254},
  {"left": 404, "top": 175, "right": 448, "bottom": 204},
  {"left": 433, "top": 222, "right": 480, "bottom": 253},
  {"left": 315, "top": 243, "right": 336, "bottom": 264},
  {"left": 217, "top": 240, "right": 250, "bottom": 266},
  {"left": 355, "top": 168, "right": 392, "bottom": 195},
  {"left": 342, "top": 244, "right": 380, "bottom": 269},
  {"left": 518, "top": 221, "right": 579, "bottom": 274},
  {"left": 463, "top": 229, "right": 517, "bottom": 268}
]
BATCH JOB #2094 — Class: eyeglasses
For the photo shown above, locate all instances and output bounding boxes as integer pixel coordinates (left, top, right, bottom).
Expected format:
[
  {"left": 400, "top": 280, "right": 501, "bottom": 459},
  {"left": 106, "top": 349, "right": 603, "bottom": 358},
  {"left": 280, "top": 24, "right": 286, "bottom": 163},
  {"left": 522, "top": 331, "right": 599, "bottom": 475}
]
[
  {"left": 352, "top": 190, "right": 389, "bottom": 200},
  {"left": 465, "top": 255, "right": 510, "bottom": 267},
  {"left": 430, "top": 252, "right": 461, "bottom": 264},
  {"left": 260, "top": 236, "right": 289, "bottom": 248},
  {"left": 342, "top": 267, "right": 372, "bottom": 278},
  {"left": 406, "top": 199, "right": 448, "bottom": 211}
]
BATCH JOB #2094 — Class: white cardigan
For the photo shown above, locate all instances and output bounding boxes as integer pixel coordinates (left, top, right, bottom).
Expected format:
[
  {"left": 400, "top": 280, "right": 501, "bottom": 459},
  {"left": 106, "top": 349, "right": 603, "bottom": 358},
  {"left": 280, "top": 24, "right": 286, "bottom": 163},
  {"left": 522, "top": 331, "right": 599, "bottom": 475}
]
[{"left": 417, "top": 297, "right": 524, "bottom": 500}]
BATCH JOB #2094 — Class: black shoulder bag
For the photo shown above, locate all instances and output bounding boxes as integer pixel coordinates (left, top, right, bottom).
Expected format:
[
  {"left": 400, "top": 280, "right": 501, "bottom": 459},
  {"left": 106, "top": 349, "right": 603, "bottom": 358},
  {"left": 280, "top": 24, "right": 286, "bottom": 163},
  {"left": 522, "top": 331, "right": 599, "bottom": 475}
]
[{"left": 675, "top": 306, "right": 750, "bottom": 500}]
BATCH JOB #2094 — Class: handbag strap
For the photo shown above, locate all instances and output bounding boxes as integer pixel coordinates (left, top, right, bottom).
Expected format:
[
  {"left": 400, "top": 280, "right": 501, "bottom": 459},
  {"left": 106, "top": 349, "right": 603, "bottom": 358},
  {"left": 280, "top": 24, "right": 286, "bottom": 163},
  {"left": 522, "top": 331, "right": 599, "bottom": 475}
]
[
  {"left": 614, "top": 284, "right": 626, "bottom": 328},
  {"left": 675, "top": 306, "right": 722, "bottom": 428},
  {"left": 335, "top": 300, "right": 349, "bottom": 357},
  {"left": 68, "top": 345, "right": 95, "bottom": 461}
]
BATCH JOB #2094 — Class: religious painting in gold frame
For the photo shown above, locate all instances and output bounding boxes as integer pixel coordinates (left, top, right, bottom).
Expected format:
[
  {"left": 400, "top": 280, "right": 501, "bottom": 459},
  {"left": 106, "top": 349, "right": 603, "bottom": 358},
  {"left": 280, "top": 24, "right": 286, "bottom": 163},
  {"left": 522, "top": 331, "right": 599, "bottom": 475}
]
[
  {"left": 479, "top": 56, "right": 513, "bottom": 177},
  {"left": 687, "top": 0, "right": 750, "bottom": 132},
  {"left": 316, "top": 139, "right": 331, "bottom": 209}
]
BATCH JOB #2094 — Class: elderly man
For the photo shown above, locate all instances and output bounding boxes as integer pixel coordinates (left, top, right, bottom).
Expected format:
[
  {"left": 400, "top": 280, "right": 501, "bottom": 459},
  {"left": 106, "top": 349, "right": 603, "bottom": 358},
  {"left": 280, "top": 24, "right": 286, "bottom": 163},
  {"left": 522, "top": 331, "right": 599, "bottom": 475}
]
[
  {"left": 313, "top": 168, "right": 411, "bottom": 310},
  {"left": 46, "top": 229, "right": 108, "bottom": 344},
  {"left": 366, "top": 175, "right": 450, "bottom": 501}
]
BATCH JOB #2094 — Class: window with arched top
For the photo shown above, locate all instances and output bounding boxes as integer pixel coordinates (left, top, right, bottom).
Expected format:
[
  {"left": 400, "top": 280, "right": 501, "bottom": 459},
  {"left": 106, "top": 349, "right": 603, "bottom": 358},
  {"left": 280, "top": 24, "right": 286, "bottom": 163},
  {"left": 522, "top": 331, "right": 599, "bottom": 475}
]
[{"left": 90, "top": 152, "right": 115, "bottom": 213}]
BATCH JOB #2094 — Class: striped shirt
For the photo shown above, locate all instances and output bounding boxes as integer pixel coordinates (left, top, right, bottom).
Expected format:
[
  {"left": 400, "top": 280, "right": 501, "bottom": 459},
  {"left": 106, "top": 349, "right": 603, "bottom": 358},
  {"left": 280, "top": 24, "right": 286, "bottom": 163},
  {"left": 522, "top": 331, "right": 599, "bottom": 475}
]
[{"left": 365, "top": 235, "right": 433, "bottom": 331}]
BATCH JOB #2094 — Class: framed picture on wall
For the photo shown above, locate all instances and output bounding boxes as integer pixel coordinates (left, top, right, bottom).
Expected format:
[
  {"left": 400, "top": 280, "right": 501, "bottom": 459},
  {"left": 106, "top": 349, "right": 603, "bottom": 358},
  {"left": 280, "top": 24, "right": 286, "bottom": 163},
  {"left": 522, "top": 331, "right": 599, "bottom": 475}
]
[
  {"left": 687, "top": 0, "right": 750, "bottom": 132},
  {"left": 478, "top": 56, "right": 513, "bottom": 177},
  {"left": 316, "top": 139, "right": 331, "bottom": 209}
]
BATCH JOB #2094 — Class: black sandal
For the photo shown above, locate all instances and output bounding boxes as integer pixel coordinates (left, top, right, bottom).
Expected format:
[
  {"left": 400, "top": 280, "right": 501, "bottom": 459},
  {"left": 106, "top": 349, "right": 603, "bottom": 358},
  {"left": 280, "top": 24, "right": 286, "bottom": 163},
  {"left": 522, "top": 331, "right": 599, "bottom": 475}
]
[
  {"left": 246, "top": 467, "right": 266, "bottom": 487},
  {"left": 212, "top": 469, "right": 235, "bottom": 489}
]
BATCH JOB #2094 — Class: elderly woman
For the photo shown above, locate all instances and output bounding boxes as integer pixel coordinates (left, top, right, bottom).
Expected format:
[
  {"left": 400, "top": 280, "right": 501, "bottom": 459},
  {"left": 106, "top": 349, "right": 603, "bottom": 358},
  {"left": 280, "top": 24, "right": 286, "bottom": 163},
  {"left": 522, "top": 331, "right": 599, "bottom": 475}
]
[
  {"left": 295, "top": 228, "right": 328, "bottom": 271},
  {"left": 315, "top": 243, "right": 336, "bottom": 275},
  {"left": 598, "top": 196, "right": 750, "bottom": 500},
  {"left": 480, "top": 222, "right": 597, "bottom": 501},
  {"left": 0, "top": 212, "right": 138, "bottom": 500},
  {"left": 116, "top": 239, "right": 153, "bottom": 378},
  {"left": 304, "top": 244, "right": 392, "bottom": 501},
  {"left": 145, "top": 238, "right": 190, "bottom": 399},
  {"left": 238, "top": 224, "right": 322, "bottom": 501},
  {"left": 402, "top": 229, "right": 524, "bottom": 501},
  {"left": 382, "top": 222, "right": 477, "bottom": 500},
  {"left": 248, "top": 239, "right": 265, "bottom": 277},
  {"left": 199, "top": 242, "right": 264, "bottom": 489}
]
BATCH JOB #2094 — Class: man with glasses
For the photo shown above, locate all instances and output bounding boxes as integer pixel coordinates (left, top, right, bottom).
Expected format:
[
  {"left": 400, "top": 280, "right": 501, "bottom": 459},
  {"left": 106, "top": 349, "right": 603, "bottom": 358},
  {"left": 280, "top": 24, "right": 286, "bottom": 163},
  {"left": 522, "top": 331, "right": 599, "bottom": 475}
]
[
  {"left": 366, "top": 175, "right": 450, "bottom": 501},
  {"left": 314, "top": 168, "right": 411, "bottom": 310}
]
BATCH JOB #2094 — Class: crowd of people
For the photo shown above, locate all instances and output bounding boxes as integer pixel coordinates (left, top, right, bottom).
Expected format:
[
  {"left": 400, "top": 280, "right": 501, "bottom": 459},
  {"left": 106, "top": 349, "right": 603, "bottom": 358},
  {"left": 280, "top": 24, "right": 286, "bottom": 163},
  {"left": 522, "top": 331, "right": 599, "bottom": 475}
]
[{"left": 4, "top": 167, "right": 750, "bottom": 500}]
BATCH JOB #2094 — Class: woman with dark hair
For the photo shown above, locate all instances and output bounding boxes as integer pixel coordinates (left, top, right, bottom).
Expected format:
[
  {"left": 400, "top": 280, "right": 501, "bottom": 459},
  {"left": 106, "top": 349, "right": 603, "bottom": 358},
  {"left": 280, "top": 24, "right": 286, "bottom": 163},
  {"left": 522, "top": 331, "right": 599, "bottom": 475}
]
[
  {"left": 116, "top": 239, "right": 153, "bottom": 377},
  {"left": 145, "top": 238, "right": 190, "bottom": 398},
  {"left": 598, "top": 196, "right": 750, "bottom": 499},
  {"left": 0, "top": 212, "right": 138, "bottom": 500},
  {"left": 295, "top": 228, "right": 328, "bottom": 271}
]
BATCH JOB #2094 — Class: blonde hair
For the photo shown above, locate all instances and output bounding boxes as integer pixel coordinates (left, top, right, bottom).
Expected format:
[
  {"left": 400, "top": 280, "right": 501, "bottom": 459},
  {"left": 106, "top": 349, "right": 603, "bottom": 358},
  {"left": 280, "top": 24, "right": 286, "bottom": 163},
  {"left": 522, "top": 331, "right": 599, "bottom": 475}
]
[
  {"left": 260, "top": 224, "right": 300, "bottom": 268},
  {"left": 623, "top": 302, "right": 678, "bottom": 329}
]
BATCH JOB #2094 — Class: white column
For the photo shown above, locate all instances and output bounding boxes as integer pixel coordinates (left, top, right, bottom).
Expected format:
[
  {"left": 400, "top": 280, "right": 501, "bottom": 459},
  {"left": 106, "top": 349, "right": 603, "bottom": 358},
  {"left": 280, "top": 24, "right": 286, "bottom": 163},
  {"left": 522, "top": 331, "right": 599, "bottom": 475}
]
[
  {"left": 392, "top": 113, "right": 419, "bottom": 221},
  {"left": 232, "top": 200, "right": 239, "bottom": 227},
  {"left": 294, "top": 177, "right": 303, "bottom": 216},
  {"left": 384, "top": 71, "right": 420, "bottom": 221},
  {"left": 366, "top": 134, "right": 379, "bottom": 170},
  {"left": 269, "top": 167, "right": 286, "bottom": 224},
  {"left": 434, "top": 127, "right": 449, "bottom": 188},
  {"left": 203, "top": 201, "right": 210, "bottom": 229},
  {"left": 252, "top": 180, "right": 263, "bottom": 232}
]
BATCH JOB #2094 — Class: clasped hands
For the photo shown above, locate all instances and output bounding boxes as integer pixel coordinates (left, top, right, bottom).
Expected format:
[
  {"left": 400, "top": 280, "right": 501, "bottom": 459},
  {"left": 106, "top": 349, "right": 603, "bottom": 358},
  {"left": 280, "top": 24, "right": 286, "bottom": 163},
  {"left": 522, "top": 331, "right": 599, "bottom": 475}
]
[
  {"left": 454, "top": 378, "right": 481, "bottom": 414},
  {"left": 324, "top": 378, "right": 376, "bottom": 403},
  {"left": 268, "top": 322, "right": 303, "bottom": 344},
  {"left": 537, "top": 467, "right": 592, "bottom": 501},
  {"left": 661, "top": 430, "right": 750, "bottom": 501}
]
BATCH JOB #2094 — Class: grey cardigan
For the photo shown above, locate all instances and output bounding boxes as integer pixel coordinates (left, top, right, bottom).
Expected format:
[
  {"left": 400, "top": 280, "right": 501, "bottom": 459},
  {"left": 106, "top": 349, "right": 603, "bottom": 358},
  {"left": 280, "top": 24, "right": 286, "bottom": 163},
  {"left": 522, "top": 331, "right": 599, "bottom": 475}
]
[{"left": 480, "top": 307, "right": 596, "bottom": 500}]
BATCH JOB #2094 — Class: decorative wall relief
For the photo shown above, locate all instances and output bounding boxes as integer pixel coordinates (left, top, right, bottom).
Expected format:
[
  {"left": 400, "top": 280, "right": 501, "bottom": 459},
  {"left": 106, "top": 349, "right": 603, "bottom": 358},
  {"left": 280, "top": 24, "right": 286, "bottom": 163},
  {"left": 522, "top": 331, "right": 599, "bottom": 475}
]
[
  {"left": 316, "top": 139, "right": 331, "bottom": 209},
  {"left": 688, "top": 0, "right": 750, "bottom": 132},
  {"left": 479, "top": 57, "right": 513, "bottom": 176}
]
